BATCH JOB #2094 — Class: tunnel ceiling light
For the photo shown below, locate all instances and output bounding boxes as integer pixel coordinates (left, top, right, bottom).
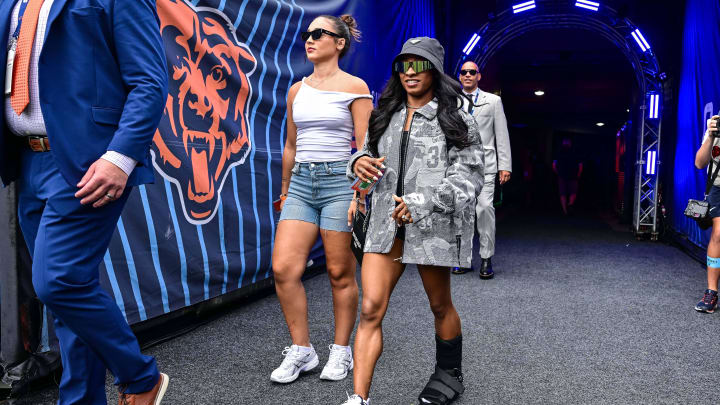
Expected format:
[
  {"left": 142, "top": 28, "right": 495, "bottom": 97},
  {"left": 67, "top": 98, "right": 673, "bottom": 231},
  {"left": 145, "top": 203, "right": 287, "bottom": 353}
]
[
  {"left": 513, "top": 1, "right": 536, "bottom": 13},
  {"left": 596, "top": 122, "right": 605, "bottom": 127},
  {"left": 462, "top": 33, "right": 481, "bottom": 55},
  {"left": 631, "top": 28, "right": 651, "bottom": 52},
  {"left": 646, "top": 150, "right": 657, "bottom": 175},
  {"left": 534, "top": 90, "right": 545, "bottom": 96},
  {"left": 575, "top": 0, "right": 600, "bottom": 11}
]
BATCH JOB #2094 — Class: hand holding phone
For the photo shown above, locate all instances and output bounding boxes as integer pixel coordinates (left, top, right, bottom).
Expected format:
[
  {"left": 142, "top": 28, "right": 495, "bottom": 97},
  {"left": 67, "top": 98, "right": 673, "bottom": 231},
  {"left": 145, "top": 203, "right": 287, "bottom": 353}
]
[
  {"left": 712, "top": 116, "right": 720, "bottom": 137},
  {"left": 353, "top": 156, "right": 386, "bottom": 183}
]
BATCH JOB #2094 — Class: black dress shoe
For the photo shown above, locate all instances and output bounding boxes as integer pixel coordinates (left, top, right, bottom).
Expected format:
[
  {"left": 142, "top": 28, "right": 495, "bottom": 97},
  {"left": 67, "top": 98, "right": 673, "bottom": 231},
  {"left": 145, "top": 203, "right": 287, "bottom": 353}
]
[
  {"left": 452, "top": 266, "right": 474, "bottom": 274},
  {"left": 479, "top": 258, "right": 494, "bottom": 279}
]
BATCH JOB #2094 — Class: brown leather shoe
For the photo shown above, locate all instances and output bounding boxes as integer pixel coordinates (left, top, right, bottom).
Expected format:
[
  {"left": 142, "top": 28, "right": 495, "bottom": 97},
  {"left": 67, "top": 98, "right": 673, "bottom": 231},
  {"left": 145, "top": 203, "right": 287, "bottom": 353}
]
[{"left": 118, "top": 373, "right": 169, "bottom": 405}]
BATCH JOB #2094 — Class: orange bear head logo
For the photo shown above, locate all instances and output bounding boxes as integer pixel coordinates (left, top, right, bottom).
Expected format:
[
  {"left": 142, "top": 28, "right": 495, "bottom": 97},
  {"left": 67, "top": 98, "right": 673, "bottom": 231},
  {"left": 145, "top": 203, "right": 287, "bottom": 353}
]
[{"left": 153, "top": 0, "right": 256, "bottom": 224}]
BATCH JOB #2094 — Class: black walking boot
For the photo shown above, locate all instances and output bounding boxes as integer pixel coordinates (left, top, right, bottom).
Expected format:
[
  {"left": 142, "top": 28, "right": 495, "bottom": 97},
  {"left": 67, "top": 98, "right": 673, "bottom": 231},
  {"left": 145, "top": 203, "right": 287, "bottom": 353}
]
[
  {"left": 418, "top": 335, "right": 464, "bottom": 404},
  {"left": 479, "top": 257, "right": 494, "bottom": 280}
]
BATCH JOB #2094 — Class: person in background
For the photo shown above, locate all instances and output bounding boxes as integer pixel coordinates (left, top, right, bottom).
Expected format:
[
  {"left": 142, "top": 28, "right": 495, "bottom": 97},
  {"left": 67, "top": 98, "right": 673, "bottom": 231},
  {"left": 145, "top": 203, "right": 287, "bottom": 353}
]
[
  {"left": 0, "top": 0, "right": 170, "bottom": 403},
  {"left": 553, "top": 137, "right": 583, "bottom": 215},
  {"left": 343, "top": 37, "right": 484, "bottom": 405},
  {"left": 452, "top": 61, "right": 512, "bottom": 279},
  {"left": 270, "top": 14, "right": 373, "bottom": 384},
  {"left": 694, "top": 115, "right": 720, "bottom": 313}
]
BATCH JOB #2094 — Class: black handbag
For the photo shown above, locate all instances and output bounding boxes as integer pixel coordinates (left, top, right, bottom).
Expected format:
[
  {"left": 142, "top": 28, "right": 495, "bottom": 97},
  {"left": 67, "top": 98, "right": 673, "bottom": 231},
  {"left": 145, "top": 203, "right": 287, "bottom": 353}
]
[
  {"left": 685, "top": 158, "right": 720, "bottom": 230},
  {"left": 350, "top": 200, "right": 370, "bottom": 264}
]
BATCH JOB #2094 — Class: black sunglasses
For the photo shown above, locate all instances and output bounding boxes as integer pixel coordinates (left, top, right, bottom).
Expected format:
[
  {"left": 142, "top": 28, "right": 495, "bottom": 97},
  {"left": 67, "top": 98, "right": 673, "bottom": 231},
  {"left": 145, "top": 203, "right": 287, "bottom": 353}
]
[
  {"left": 460, "top": 69, "right": 478, "bottom": 76},
  {"left": 300, "top": 28, "right": 342, "bottom": 42},
  {"left": 393, "top": 60, "right": 434, "bottom": 74}
]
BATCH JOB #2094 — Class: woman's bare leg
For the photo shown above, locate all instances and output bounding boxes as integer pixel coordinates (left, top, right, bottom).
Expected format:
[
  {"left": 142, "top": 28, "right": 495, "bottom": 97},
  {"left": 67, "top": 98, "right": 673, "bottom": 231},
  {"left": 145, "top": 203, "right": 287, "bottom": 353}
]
[
  {"left": 352, "top": 239, "right": 405, "bottom": 399},
  {"left": 417, "top": 265, "right": 461, "bottom": 340},
  {"left": 320, "top": 229, "right": 358, "bottom": 346},
  {"left": 272, "top": 220, "right": 320, "bottom": 346}
]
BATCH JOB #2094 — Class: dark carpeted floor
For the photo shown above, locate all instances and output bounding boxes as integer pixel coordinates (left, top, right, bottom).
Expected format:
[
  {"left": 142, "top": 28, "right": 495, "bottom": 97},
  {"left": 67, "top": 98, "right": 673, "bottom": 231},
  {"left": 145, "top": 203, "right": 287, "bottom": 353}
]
[{"left": 8, "top": 211, "right": 720, "bottom": 405}]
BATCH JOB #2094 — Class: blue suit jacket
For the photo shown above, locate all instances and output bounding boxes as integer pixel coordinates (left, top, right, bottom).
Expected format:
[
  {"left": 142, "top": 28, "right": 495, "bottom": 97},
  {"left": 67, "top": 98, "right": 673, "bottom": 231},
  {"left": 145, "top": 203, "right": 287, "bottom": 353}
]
[{"left": 0, "top": 0, "right": 168, "bottom": 187}]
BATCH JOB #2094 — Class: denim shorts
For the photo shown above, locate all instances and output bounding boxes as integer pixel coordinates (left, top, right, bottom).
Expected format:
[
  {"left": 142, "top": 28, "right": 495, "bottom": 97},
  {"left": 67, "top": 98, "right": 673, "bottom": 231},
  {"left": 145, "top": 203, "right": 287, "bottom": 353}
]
[{"left": 279, "top": 161, "right": 353, "bottom": 232}]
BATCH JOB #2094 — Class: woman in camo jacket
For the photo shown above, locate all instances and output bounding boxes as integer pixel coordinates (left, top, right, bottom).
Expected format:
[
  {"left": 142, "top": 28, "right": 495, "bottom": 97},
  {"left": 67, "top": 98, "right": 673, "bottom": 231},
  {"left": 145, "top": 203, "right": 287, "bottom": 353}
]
[{"left": 341, "top": 37, "right": 484, "bottom": 405}]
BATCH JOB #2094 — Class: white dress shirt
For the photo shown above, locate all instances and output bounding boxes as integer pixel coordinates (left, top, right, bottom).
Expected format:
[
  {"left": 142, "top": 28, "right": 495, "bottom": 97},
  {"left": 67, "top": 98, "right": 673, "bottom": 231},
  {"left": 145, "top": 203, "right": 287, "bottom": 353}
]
[{"left": 4, "top": 0, "right": 137, "bottom": 176}]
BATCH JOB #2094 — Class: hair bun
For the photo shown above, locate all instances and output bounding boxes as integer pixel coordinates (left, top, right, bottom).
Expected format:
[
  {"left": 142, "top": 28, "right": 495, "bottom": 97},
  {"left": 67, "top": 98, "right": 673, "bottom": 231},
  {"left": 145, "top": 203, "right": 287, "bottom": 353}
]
[{"left": 340, "top": 14, "right": 361, "bottom": 42}]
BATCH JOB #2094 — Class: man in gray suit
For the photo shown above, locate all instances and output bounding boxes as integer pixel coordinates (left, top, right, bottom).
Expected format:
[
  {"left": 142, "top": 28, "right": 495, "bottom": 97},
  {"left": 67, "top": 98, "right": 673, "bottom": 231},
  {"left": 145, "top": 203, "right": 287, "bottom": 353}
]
[{"left": 452, "top": 61, "right": 512, "bottom": 279}]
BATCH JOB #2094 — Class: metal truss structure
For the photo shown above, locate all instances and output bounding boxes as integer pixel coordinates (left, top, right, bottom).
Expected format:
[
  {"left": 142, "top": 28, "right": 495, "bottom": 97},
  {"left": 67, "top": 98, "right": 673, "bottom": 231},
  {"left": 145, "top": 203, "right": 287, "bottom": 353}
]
[{"left": 456, "top": 0, "right": 663, "bottom": 237}]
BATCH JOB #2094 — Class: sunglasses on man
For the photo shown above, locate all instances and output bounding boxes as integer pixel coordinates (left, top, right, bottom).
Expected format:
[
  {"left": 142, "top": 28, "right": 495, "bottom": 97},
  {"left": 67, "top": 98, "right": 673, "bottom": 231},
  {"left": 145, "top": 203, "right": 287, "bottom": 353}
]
[
  {"left": 300, "top": 28, "right": 342, "bottom": 42},
  {"left": 460, "top": 69, "right": 478, "bottom": 76},
  {"left": 393, "top": 60, "right": 434, "bottom": 74}
]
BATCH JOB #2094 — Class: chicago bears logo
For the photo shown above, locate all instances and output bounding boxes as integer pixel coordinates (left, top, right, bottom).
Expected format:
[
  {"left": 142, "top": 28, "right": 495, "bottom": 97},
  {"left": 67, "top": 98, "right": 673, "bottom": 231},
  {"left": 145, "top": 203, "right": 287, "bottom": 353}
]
[{"left": 153, "top": 0, "right": 256, "bottom": 224}]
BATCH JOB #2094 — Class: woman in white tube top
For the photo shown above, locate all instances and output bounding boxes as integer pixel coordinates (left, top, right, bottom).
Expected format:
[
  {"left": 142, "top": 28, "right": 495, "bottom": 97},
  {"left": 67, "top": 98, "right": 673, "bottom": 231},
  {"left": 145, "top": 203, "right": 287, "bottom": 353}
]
[{"left": 269, "top": 14, "right": 373, "bottom": 386}]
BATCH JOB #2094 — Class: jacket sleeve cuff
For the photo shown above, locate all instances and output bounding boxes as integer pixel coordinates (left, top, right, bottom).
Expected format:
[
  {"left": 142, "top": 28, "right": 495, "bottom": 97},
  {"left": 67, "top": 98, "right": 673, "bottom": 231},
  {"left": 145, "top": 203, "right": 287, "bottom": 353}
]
[
  {"left": 347, "top": 150, "right": 371, "bottom": 181},
  {"left": 101, "top": 151, "right": 137, "bottom": 177}
]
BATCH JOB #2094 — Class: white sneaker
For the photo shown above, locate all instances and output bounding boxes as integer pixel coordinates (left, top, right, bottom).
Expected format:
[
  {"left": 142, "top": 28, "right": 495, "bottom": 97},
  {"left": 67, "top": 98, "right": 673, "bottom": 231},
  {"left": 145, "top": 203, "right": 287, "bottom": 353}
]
[
  {"left": 270, "top": 344, "right": 319, "bottom": 383},
  {"left": 341, "top": 393, "right": 370, "bottom": 405},
  {"left": 320, "top": 344, "right": 353, "bottom": 381}
]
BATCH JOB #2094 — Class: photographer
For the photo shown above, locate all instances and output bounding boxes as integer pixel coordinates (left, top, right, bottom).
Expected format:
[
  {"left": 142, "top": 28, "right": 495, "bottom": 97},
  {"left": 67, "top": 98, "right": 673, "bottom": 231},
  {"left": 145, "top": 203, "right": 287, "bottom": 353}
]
[{"left": 694, "top": 115, "right": 720, "bottom": 313}]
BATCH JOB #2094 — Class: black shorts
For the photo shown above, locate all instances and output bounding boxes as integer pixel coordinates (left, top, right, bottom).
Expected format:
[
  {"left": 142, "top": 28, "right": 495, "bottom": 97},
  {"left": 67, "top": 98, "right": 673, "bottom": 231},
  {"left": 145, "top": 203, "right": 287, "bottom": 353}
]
[
  {"left": 395, "top": 225, "right": 405, "bottom": 241},
  {"left": 707, "top": 186, "right": 720, "bottom": 218}
]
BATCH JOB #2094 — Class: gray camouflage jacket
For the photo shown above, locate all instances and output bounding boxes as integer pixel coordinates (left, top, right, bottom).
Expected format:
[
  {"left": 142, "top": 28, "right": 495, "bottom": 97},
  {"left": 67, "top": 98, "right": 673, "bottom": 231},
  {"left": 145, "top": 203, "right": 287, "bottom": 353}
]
[{"left": 347, "top": 99, "right": 485, "bottom": 267}]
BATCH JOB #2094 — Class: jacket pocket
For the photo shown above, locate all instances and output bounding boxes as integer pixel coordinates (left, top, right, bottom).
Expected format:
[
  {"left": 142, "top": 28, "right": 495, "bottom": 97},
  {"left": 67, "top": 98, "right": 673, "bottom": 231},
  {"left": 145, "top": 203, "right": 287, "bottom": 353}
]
[
  {"left": 418, "top": 212, "right": 454, "bottom": 262},
  {"left": 91, "top": 107, "right": 122, "bottom": 126},
  {"left": 69, "top": 6, "right": 104, "bottom": 17}
]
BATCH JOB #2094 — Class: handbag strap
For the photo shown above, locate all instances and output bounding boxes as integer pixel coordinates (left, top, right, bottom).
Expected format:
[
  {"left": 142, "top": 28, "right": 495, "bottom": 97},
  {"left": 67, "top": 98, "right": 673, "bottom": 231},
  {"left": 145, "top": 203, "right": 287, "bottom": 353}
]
[{"left": 706, "top": 158, "right": 720, "bottom": 197}]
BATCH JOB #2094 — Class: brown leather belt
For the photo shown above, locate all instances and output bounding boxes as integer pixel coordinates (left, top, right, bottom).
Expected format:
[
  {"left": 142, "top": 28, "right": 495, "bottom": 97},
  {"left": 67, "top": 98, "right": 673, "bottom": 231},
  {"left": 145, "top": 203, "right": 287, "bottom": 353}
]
[{"left": 26, "top": 136, "right": 51, "bottom": 152}]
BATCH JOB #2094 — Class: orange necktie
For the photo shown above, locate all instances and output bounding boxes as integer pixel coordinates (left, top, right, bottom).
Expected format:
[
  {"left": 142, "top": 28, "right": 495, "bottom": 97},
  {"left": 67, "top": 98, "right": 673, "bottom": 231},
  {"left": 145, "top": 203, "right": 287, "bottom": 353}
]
[{"left": 10, "top": 0, "right": 45, "bottom": 115}]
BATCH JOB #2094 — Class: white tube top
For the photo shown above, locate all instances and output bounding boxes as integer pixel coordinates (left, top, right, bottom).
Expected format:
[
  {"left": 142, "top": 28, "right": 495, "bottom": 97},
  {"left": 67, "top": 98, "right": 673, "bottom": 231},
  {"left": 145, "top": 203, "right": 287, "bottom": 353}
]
[{"left": 293, "top": 78, "right": 372, "bottom": 163}]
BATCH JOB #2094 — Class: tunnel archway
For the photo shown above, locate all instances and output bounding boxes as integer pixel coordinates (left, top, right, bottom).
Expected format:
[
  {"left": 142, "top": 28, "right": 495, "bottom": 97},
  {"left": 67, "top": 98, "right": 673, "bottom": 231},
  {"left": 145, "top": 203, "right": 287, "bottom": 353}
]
[{"left": 456, "top": 0, "right": 664, "bottom": 237}]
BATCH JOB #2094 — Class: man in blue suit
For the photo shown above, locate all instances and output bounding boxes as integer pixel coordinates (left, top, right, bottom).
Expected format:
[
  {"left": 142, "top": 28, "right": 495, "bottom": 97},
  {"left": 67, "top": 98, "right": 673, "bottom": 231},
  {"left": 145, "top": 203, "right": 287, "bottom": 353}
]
[{"left": 0, "top": 0, "right": 169, "bottom": 403}]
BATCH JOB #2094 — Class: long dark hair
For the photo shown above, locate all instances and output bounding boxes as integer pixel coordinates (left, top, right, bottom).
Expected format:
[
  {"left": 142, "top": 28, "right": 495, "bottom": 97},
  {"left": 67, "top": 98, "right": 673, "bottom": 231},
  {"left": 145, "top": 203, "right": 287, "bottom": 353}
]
[{"left": 367, "top": 68, "right": 472, "bottom": 156}]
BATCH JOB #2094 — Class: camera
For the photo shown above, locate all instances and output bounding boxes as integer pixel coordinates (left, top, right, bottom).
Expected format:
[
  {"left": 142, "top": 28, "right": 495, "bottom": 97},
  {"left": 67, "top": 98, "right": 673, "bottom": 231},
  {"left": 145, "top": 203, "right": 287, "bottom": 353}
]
[{"left": 713, "top": 116, "right": 720, "bottom": 137}]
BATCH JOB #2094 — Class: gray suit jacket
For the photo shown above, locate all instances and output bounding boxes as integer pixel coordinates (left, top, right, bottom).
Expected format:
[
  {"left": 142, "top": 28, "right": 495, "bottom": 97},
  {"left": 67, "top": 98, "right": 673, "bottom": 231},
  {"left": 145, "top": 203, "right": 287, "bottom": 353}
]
[{"left": 464, "top": 89, "right": 512, "bottom": 174}]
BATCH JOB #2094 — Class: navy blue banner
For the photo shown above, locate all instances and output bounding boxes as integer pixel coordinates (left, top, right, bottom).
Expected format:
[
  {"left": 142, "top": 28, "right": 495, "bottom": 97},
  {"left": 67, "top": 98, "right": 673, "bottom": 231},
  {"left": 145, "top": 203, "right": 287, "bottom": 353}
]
[
  {"left": 97, "top": 0, "right": 435, "bottom": 324},
  {"left": 672, "top": 0, "right": 720, "bottom": 246}
]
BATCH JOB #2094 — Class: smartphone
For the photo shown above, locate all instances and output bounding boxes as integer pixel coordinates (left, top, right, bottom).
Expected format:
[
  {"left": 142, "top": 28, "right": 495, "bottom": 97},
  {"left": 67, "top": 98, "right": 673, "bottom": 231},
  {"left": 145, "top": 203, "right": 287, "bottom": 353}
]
[
  {"left": 273, "top": 198, "right": 283, "bottom": 212},
  {"left": 351, "top": 170, "right": 384, "bottom": 193}
]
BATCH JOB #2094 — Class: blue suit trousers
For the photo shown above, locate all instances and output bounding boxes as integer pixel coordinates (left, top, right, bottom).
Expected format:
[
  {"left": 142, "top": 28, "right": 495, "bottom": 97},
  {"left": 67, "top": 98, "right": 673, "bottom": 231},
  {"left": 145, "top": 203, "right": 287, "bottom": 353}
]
[{"left": 16, "top": 149, "right": 158, "bottom": 404}]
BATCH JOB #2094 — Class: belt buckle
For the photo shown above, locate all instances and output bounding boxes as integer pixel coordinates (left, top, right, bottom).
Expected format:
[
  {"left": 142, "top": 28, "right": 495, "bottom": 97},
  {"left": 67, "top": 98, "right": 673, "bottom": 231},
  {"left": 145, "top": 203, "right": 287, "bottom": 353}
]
[{"left": 28, "top": 136, "right": 48, "bottom": 152}]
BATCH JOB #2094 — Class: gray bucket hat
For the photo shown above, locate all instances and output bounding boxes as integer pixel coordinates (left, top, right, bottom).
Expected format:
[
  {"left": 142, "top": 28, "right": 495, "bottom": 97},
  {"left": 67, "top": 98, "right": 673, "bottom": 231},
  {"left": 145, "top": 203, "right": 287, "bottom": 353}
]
[{"left": 393, "top": 36, "right": 445, "bottom": 74}]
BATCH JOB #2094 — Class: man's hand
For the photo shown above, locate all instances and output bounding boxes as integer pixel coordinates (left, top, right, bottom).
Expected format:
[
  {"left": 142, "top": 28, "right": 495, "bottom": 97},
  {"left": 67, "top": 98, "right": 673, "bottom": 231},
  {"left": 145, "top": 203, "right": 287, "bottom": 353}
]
[
  {"left": 499, "top": 170, "right": 511, "bottom": 185},
  {"left": 708, "top": 115, "right": 719, "bottom": 138},
  {"left": 75, "top": 159, "right": 129, "bottom": 208},
  {"left": 354, "top": 156, "right": 386, "bottom": 183}
]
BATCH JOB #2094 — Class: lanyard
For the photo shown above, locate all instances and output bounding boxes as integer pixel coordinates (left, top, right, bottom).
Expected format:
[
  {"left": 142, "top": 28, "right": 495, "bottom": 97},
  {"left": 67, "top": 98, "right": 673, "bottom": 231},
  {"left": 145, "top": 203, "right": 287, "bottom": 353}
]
[
  {"left": 5, "top": 0, "right": 31, "bottom": 95},
  {"left": 13, "top": 0, "right": 31, "bottom": 40}
]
